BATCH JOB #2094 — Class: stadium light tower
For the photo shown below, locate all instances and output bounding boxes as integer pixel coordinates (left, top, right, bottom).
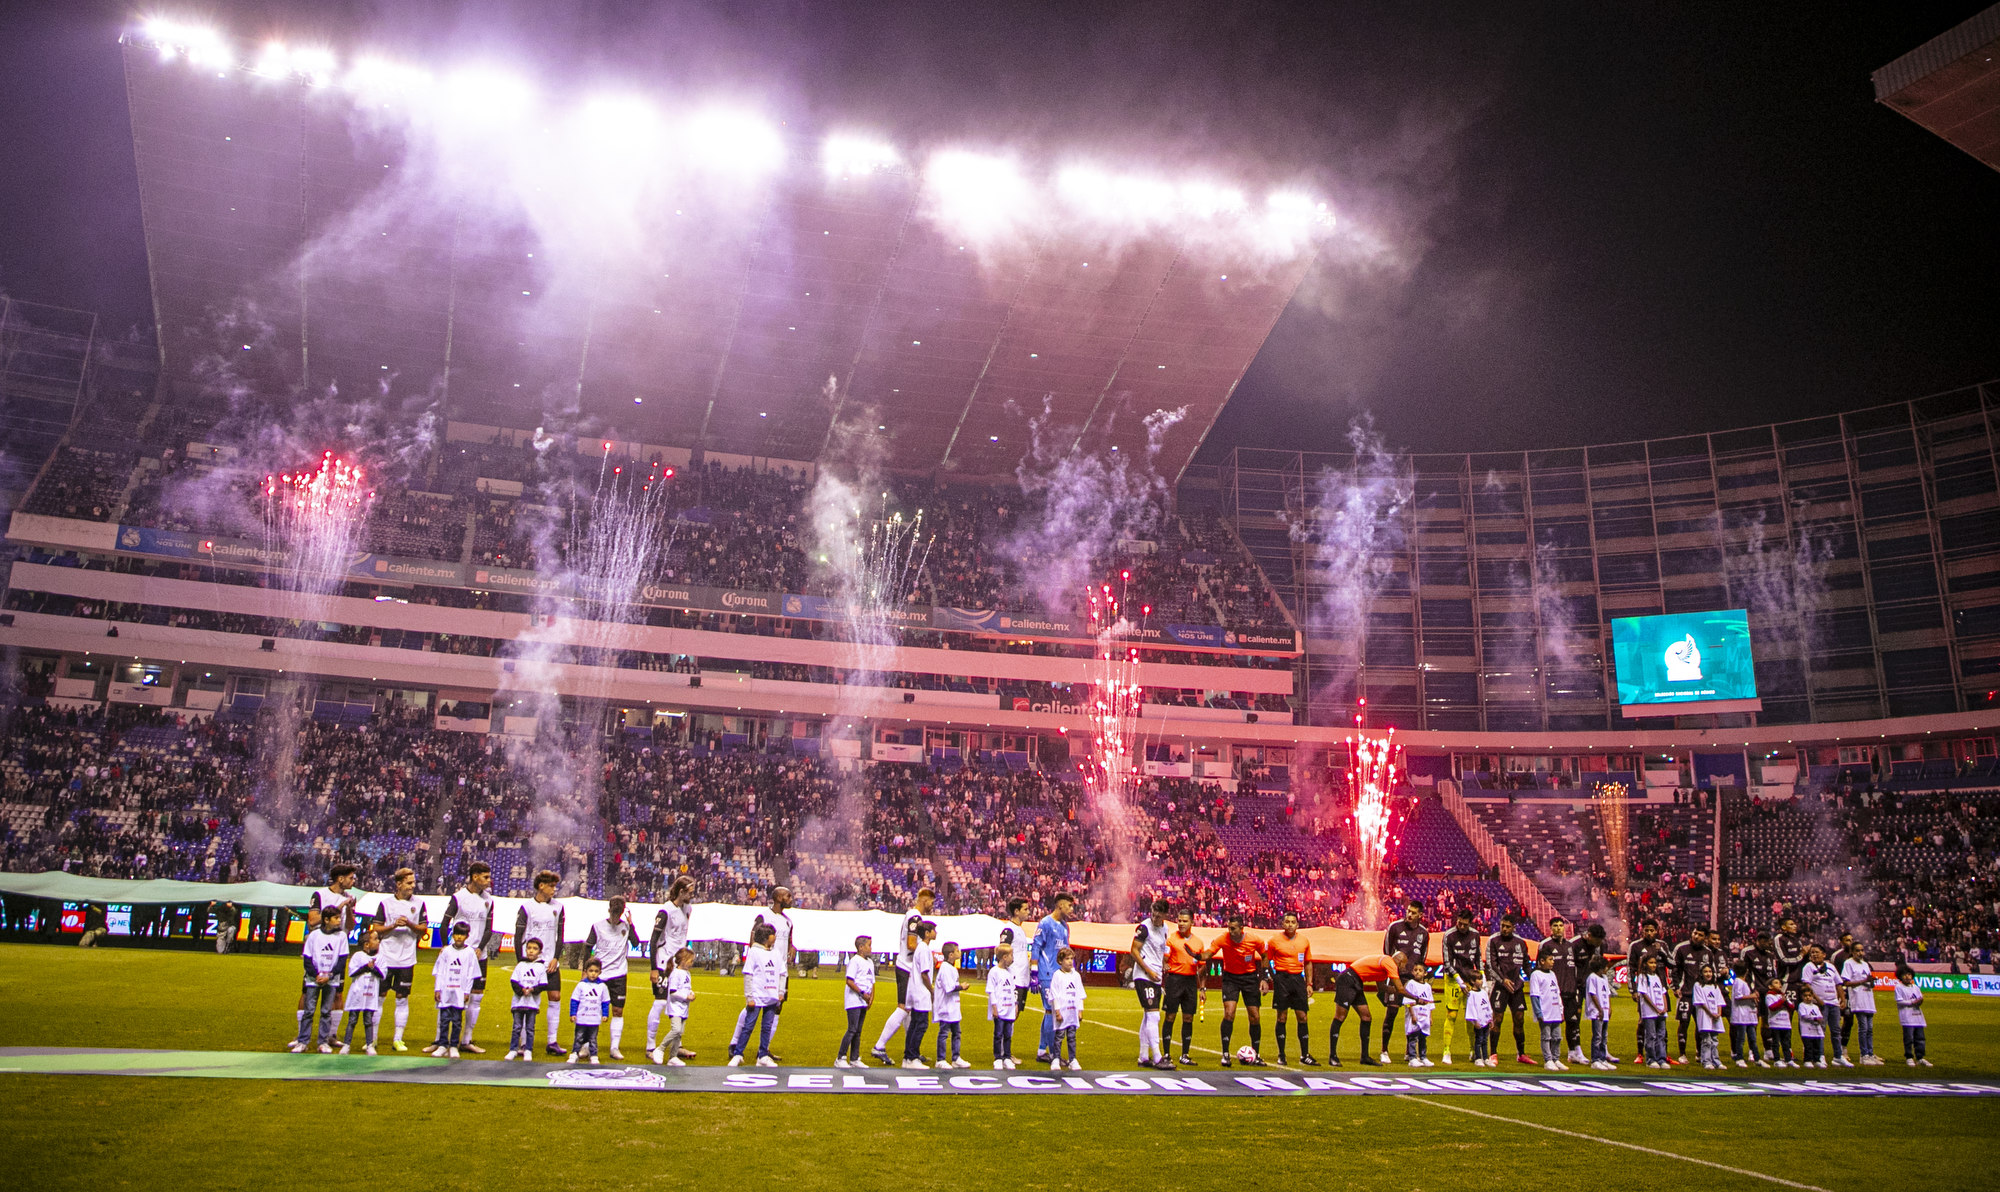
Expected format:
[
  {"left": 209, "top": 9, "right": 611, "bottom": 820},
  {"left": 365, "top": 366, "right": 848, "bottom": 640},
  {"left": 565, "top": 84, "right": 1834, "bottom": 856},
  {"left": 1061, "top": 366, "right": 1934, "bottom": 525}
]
[
  {"left": 823, "top": 134, "right": 901, "bottom": 179},
  {"left": 925, "top": 149, "right": 1030, "bottom": 240}
]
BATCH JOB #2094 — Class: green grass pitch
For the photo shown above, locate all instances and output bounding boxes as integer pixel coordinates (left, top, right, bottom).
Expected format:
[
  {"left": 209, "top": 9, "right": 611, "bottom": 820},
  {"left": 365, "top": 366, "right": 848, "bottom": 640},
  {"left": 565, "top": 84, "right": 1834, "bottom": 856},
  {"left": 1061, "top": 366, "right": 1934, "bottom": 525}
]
[{"left": 4, "top": 943, "right": 1998, "bottom": 1191}]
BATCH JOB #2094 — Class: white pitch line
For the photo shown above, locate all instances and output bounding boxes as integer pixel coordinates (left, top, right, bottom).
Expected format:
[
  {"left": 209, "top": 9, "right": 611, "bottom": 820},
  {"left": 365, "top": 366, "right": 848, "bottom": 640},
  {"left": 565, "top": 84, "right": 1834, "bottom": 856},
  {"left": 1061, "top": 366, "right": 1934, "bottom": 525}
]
[{"left": 1392, "top": 1094, "right": 1832, "bottom": 1192}]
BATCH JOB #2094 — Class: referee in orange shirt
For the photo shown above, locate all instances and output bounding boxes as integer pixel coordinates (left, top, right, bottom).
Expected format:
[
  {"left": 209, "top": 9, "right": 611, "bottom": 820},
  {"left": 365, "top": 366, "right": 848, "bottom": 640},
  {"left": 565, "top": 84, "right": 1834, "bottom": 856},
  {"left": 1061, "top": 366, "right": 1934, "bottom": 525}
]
[
  {"left": 1265, "top": 912, "right": 1318, "bottom": 1065},
  {"left": 1212, "top": 912, "right": 1270, "bottom": 1067},
  {"left": 1161, "top": 907, "right": 1208, "bottom": 1067}
]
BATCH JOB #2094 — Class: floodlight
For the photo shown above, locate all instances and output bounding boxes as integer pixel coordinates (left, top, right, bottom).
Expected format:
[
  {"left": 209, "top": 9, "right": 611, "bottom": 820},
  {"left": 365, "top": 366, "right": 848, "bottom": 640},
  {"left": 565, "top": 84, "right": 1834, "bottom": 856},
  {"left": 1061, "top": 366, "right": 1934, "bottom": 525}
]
[
  {"left": 823, "top": 134, "right": 900, "bottom": 178},
  {"left": 684, "top": 108, "right": 785, "bottom": 174},
  {"left": 926, "top": 150, "right": 1030, "bottom": 239}
]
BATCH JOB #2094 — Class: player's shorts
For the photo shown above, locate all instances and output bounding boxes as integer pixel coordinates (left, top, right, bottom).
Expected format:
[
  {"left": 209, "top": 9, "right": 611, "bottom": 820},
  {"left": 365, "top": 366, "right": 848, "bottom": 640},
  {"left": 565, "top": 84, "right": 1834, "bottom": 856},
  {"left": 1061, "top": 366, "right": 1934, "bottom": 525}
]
[
  {"left": 604, "top": 975, "right": 628, "bottom": 1007},
  {"left": 385, "top": 965, "right": 415, "bottom": 997},
  {"left": 1134, "top": 979, "right": 1162, "bottom": 1011},
  {"left": 1493, "top": 985, "right": 1527, "bottom": 1013},
  {"left": 1220, "top": 972, "right": 1262, "bottom": 1007},
  {"left": 471, "top": 956, "right": 488, "bottom": 992},
  {"left": 1016, "top": 982, "right": 1032, "bottom": 1013},
  {"left": 543, "top": 966, "right": 563, "bottom": 995},
  {"left": 1332, "top": 973, "right": 1368, "bottom": 1010},
  {"left": 1271, "top": 972, "right": 1310, "bottom": 1013},
  {"left": 1676, "top": 992, "right": 1695, "bottom": 1022},
  {"left": 1163, "top": 972, "right": 1199, "bottom": 1016}
]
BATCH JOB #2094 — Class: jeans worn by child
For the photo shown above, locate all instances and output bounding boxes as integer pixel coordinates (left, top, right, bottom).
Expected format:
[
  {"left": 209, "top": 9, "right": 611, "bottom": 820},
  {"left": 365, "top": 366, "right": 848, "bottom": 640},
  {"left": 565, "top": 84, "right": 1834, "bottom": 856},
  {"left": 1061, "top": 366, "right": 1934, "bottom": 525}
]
[
  {"left": 1470, "top": 1024, "right": 1490, "bottom": 1063},
  {"left": 935, "top": 1020, "right": 962, "bottom": 1065},
  {"left": 1589, "top": 1018, "right": 1610, "bottom": 1064},
  {"left": 511, "top": 1008, "right": 538, "bottom": 1054},
  {"left": 1054, "top": 1024, "right": 1078, "bottom": 1065},
  {"left": 1903, "top": 1024, "right": 1927, "bottom": 1062}
]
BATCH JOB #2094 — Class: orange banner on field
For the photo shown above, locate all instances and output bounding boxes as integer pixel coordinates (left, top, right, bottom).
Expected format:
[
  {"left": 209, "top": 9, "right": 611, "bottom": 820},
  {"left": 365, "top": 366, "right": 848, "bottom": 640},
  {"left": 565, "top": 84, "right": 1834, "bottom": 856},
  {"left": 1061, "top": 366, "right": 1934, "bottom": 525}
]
[{"left": 1062, "top": 922, "right": 1544, "bottom": 970}]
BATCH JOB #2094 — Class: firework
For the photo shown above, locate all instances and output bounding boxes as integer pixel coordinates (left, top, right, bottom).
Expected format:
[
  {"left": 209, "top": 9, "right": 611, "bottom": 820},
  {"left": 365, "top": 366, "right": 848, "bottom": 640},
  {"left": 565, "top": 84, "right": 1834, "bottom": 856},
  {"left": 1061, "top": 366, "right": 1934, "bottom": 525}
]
[
  {"left": 1594, "top": 780, "right": 1631, "bottom": 902},
  {"left": 1347, "top": 699, "right": 1400, "bottom": 930},
  {"left": 261, "top": 451, "right": 371, "bottom": 597},
  {"left": 1080, "top": 576, "right": 1151, "bottom": 915}
]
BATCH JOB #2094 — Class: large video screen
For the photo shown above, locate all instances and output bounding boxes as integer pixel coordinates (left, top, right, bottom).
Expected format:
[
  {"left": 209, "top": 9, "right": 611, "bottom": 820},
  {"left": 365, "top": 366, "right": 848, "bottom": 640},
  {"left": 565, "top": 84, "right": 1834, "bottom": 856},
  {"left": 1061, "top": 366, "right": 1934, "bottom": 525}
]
[{"left": 1611, "top": 609, "right": 1761, "bottom": 716}]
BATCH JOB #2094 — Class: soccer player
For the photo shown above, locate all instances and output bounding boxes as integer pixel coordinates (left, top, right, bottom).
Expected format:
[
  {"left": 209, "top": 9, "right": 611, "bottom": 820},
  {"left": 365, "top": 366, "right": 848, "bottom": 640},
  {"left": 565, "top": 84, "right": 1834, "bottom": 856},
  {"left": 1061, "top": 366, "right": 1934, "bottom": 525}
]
[
  {"left": 901, "top": 920, "right": 940, "bottom": 1069},
  {"left": 1326, "top": 960, "right": 1375, "bottom": 1066},
  {"left": 340, "top": 928, "right": 385, "bottom": 1055},
  {"left": 514, "top": 870, "right": 567, "bottom": 1056},
  {"left": 1030, "top": 892, "right": 1075, "bottom": 1063},
  {"left": 1379, "top": 901, "right": 1429, "bottom": 1062},
  {"left": 568, "top": 957, "right": 615, "bottom": 1064},
  {"left": 1129, "top": 899, "right": 1171, "bottom": 1069},
  {"left": 1624, "top": 918, "right": 1666, "bottom": 1062},
  {"left": 441, "top": 862, "right": 495, "bottom": 1053},
  {"left": 1436, "top": 908, "right": 1483, "bottom": 1065},
  {"left": 986, "top": 944, "right": 1019, "bottom": 1069},
  {"left": 294, "top": 905, "right": 349, "bottom": 1053},
  {"left": 370, "top": 867, "right": 427, "bottom": 1053},
  {"left": 297, "top": 864, "right": 358, "bottom": 1044},
  {"left": 647, "top": 876, "right": 697, "bottom": 1061},
  {"left": 433, "top": 920, "right": 480, "bottom": 1057},
  {"left": 1266, "top": 911, "right": 1317, "bottom": 1066},
  {"left": 747, "top": 887, "right": 797, "bottom": 1059},
  {"left": 1211, "top": 912, "right": 1268, "bottom": 1067},
  {"left": 1539, "top": 916, "right": 1582, "bottom": 1063},
  {"left": 1486, "top": 914, "right": 1532, "bottom": 1063},
  {"left": 1161, "top": 907, "right": 1208, "bottom": 1067},
  {"left": 1774, "top": 916, "right": 1807, "bottom": 991},
  {"left": 835, "top": 934, "right": 875, "bottom": 1068},
  {"left": 584, "top": 896, "right": 637, "bottom": 1059},
  {"left": 870, "top": 886, "right": 938, "bottom": 1064},
  {"left": 506, "top": 938, "right": 548, "bottom": 1061}
]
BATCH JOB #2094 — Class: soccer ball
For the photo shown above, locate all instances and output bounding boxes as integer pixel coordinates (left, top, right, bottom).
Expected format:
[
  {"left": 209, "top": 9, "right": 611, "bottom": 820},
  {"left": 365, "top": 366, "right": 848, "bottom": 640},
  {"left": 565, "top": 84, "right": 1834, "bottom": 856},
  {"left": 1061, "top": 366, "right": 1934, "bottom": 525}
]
[{"left": 1236, "top": 1045, "right": 1258, "bottom": 1062}]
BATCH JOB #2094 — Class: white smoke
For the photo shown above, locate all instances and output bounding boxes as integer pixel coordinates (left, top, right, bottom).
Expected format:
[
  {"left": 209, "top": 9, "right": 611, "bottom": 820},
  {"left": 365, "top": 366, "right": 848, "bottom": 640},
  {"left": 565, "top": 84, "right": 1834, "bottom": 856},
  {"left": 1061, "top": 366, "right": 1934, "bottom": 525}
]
[{"left": 1291, "top": 416, "right": 1410, "bottom": 707}]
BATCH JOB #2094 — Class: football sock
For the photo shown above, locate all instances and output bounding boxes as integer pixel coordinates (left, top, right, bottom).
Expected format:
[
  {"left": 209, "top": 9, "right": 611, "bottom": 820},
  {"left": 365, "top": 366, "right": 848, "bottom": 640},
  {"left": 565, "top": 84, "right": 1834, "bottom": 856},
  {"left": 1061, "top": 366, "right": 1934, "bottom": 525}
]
[
  {"left": 1249, "top": 1022, "right": 1261, "bottom": 1052},
  {"left": 394, "top": 999, "right": 409, "bottom": 1042},
  {"left": 1329, "top": 1017, "right": 1343, "bottom": 1059},
  {"left": 465, "top": 993, "right": 481, "bottom": 1041},
  {"left": 609, "top": 1018, "right": 623, "bottom": 1053},
  {"left": 876, "top": 1007, "right": 907, "bottom": 1050},
  {"left": 647, "top": 1001, "right": 665, "bottom": 1049},
  {"left": 1140, "top": 1011, "right": 1160, "bottom": 1061},
  {"left": 1220, "top": 1020, "right": 1233, "bottom": 1053},
  {"left": 1181, "top": 1018, "right": 1194, "bottom": 1053},
  {"left": 1276, "top": 1021, "right": 1288, "bottom": 1058},
  {"left": 548, "top": 999, "right": 562, "bottom": 1044}
]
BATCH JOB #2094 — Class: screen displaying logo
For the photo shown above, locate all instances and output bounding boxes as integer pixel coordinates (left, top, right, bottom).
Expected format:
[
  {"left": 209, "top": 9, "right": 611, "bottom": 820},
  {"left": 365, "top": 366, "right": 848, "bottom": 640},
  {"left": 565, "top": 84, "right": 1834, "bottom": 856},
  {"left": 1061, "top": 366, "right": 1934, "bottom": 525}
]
[{"left": 1611, "top": 609, "right": 1759, "bottom": 716}]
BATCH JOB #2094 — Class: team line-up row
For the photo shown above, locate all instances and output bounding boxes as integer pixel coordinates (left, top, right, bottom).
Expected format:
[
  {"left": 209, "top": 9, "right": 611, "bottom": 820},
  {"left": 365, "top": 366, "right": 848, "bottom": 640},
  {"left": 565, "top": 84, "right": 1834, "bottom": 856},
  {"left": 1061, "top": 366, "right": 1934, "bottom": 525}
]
[{"left": 282, "top": 864, "right": 1938, "bottom": 1072}]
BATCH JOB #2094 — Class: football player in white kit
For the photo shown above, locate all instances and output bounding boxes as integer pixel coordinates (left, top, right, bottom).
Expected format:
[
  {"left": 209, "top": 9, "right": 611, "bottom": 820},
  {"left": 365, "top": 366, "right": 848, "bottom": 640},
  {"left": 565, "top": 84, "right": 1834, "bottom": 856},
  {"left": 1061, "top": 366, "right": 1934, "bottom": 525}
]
[
  {"left": 438, "top": 861, "right": 495, "bottom": 1053},
  {"left": 870, "top": 887, "right": 937, "bottom": 1064},
  {"left": 370, "top": 867, "right": 428, "bottom": 1052},
  {"left": 1130, "top": 899, "right": 1172, "bottom": 1069},
  {"left": 514, "top": 870, "right": 567, "bottom": 1056},
  {"left": 746, "top": 886, "right": 796, "bottom": 1061},
  {"left": 648, "top": 876, "right": 697, "bottom": 1063},
  {"left": 584, "top": 896, "right": 638, "bottom": 1059}
]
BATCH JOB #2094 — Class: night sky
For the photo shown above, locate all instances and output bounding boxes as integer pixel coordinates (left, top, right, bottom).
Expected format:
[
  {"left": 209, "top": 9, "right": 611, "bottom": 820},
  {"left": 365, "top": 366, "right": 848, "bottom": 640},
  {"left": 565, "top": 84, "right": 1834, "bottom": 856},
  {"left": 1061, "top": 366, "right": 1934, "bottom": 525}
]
[{"left": 2, "top": 0, "right": 1994, "bottom": 456}]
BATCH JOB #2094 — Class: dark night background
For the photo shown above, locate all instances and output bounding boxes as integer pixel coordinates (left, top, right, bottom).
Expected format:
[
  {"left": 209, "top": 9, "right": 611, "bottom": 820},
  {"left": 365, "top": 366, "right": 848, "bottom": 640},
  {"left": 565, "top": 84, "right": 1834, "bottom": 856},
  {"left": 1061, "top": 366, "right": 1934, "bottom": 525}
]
[{"left": 1, "top": 0, "right": 1994, "bottom": 455}]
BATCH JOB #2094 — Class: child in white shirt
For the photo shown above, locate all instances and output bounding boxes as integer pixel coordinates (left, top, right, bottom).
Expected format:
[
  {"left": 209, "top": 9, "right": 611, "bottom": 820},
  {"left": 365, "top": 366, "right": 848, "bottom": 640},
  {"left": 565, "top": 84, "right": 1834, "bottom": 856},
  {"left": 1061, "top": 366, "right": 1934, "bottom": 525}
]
[
  {"left": 507, "top": 938, "right": 548, "bottom": 1060},
  {"left": 1528, "top": 954, "right": 1566, "bottom": 1071},
  {"left": 568, "top": 958, "right": 615, "bottom": 1064},
  {"left": 1894, "top": 969, "right": 1929, "bottom": 1066},
  {"left": 1401, "top": 964, "right": 1435, "bottom": 1066},
  {"left": 728, "top": 923, "right": 784, "bottom": 1067},
  {"left": 659, "top": 947, "right": 695, "bottom": 1067},
  {"left": 1728, "top": 963, "right": 1761, "bottom": 1065},
  {"left": 1464, "top": 983, "right": 1494, "bottom": 1066},
  {"left": 1634, "top": 955, "right": 1669, "bottom": 1068},
  {"left": 1761, "top": 979, "right": 1795, "bottom": 1067},
  {"left": 987, "top": 944, "right": 1020, "bottom": 1069},
  {"left": 1692, "top": 966, "right": 1727, "bottom": 1069},
  {"left": 341, "top": 929, "right": 384, "bottom": 1055},
  {"left": 1842, "top": 944, "right": 1880, "bottom": 1064},
  {"left": 293, "top": 907, "right": 350, "bottom": 1054},
  {"left": 933, "top": 942, "right": 967, "bottom": 1070},
  {"left": 1049, "top": 947, "right": 1086, "bottom": 1070},
  {"left": 1583, "top": 957, "right": 1614, "bottom": 1069},
  {"left": 835, "top": 934, "right": 875, "bottom": 1068},
  {"left": 432, "top": 921, "right": 479, "bottom": 1057},
  {"left": 1798, "top": 989, "right": 1828, "bottom": 1067}
]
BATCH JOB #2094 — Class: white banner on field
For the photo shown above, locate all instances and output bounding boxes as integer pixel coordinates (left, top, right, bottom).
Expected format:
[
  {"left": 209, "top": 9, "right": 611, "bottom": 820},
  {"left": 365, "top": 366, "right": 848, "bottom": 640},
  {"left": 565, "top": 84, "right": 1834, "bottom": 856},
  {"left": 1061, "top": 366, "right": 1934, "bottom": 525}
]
[{"left": 353, "top": 892, "right": 1012, "bottom": 953}]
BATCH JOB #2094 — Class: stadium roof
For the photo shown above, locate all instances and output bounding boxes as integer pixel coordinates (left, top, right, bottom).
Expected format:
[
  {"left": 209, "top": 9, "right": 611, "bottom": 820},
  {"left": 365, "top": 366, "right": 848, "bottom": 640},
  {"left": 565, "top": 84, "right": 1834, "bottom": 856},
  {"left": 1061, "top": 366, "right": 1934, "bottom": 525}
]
[
  {"left": 121, "top": 25, "right": 1321, "bottom": 481},
  {"left": 1873, "top": 3, "right": 2000, "bottom": 174}
]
